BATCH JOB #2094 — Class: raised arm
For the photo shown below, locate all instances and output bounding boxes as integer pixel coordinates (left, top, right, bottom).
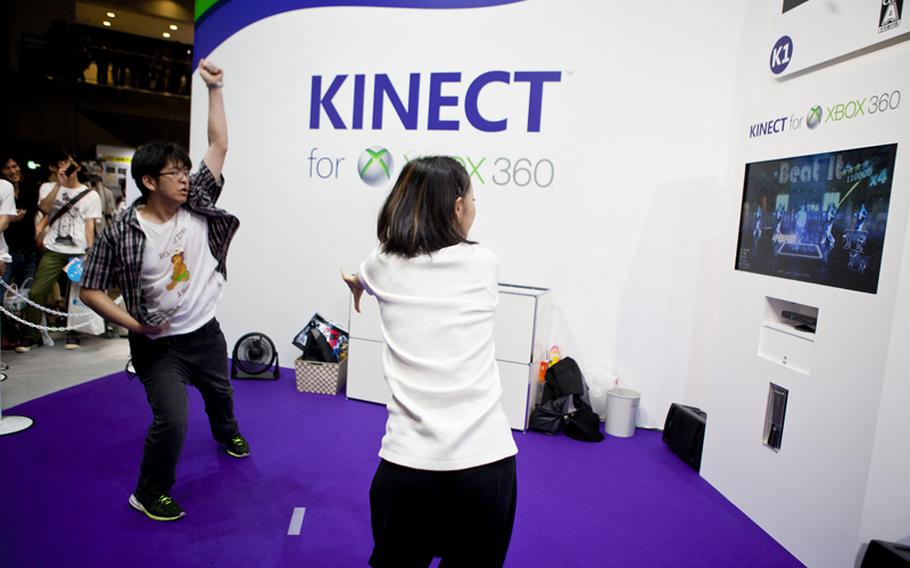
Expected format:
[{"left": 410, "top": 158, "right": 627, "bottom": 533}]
[
  {"left": 38, "top": 183, "right": 62, "bottom": 214},
  {"left": 198, "top": 58, "right": 227, "bottom": 181}
]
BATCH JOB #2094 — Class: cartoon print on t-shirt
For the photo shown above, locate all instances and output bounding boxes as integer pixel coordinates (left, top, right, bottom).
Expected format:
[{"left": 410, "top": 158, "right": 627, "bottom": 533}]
[
  {"left": 167, "top": 249, "right": 190, "bottom": 291},
  {"left": 54, "top": 194, "right": 77, "bottom": 247}
]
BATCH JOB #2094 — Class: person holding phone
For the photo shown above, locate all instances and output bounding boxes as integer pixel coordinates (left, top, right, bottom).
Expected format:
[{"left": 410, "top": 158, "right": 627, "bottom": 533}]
[
  {"left": 16, "top": 150, "right": 102, "bottom": 353},
  {"left": 79, "top": 59, "right": 249, "bottom": 523}
]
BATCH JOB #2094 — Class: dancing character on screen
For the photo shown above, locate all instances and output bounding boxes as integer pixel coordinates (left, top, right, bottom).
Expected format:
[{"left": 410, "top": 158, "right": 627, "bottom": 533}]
[
  {"left": 773, "top": 206, "right": 784, "bottom": 239},
  {"left": 795, "top": 205, "right": 808, "bottom": 243},
  {"left": 752, "top": 206, "right": 763, "bottom": 246},
  {"left": 821, "top": 204, "right": 836, "bottom": 251},
  {"left": 79, "top": 59, "right": 249, "bottom": 523},
  {"left": 855, "top": 203, "right": 868, "bottom": 232}
]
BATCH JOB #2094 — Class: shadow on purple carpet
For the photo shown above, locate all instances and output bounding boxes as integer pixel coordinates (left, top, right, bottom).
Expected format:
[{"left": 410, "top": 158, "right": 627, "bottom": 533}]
[{"left": 0, "top": 369, "right": 803, "bottom": 567}]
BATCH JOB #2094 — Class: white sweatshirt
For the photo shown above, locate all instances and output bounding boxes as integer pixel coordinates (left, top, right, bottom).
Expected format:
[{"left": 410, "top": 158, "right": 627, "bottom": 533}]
[{"left": 359, "top": 243, "right": 518, "bottom": 471}]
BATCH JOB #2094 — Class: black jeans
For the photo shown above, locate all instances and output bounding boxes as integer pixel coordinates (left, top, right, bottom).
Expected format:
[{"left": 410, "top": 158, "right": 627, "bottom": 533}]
[
  {"left": 128, "top": 318, "right": 240, "bottom": 497},
  {"left": 369, "top": 456, "right": 517, "bottom": 568}
]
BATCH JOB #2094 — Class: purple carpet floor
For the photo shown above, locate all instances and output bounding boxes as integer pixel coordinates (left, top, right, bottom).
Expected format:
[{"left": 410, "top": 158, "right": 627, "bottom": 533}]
[{"left": 0, "top": 370, "right": 803, "bottom": 567}]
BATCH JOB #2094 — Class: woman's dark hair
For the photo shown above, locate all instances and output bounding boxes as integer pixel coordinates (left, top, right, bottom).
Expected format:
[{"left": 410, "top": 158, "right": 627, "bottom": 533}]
[
  {"left": 377, "top": 156, "right": 474, "bottom": 257},
  {"left": 0, "top": 152, "right": 18, "bottom": 181},
  {"left": 130, "top": 141, "right": 192, "bottom": 199}
]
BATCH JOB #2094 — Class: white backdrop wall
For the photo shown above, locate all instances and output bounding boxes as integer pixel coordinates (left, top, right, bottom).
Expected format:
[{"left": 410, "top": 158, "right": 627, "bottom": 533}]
[
  {"left": 699, "top": 3, "right": 910, "bottom": 567},
  {"left": 189, "top": 0, "right": 750, "bottom": 429},
  {"left": 187, "top": 0, "right": 910, "bottom": 565},
  {"left": 858, "top": 211, "right": 910, "bottom": 552}
]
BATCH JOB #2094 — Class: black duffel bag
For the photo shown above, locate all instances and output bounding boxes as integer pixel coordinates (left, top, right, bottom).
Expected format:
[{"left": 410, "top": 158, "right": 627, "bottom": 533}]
[
  {"left": 529, "top": 357, "right": 604, "bottom": 442},
  {"left": 529, "top": 395, "right": 575, "bottom": 434}
]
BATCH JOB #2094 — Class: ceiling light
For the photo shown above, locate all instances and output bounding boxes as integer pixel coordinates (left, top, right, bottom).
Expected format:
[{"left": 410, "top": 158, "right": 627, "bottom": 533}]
[
  {"left": 169, "top": 24, "right": 178, "bottom": 31},
  {"left": 162, "top": 32, "right": 171, "bottom": 38},
  {"left": 106, "top": 12, "right": 116, "bottom": 18},
  {"left": 103, "top": 20, "right": 112, "bottom": 27},
  {"left": 27, "top": 161, "right": 40, "bottom": 170}
]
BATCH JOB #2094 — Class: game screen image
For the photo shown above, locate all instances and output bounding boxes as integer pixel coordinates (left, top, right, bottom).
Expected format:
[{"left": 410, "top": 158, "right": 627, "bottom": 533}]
[{"left": 735, "top": 143, "right": 898, "bottom": 294}]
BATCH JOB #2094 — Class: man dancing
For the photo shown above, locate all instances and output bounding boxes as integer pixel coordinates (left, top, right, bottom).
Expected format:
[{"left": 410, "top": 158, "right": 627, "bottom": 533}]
[{"left": 80, "top": 59, "right": 249, "bottom": 522}]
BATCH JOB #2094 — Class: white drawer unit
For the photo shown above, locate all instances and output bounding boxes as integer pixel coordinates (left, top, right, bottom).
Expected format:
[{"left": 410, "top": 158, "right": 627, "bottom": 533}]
[
  {"left": 496, "top": 284, "right": 552, "bottom": 429},
  {"left": 347, "top": 290, "right": 391, "bottom": 404},
  {"left": 346, "top": 283, "right": 552, "bottom": 431}
]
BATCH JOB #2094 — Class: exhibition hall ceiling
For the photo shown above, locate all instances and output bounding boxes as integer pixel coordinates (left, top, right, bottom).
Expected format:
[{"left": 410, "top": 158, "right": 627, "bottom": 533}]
[{"left": 75, "top": 1, "right": 193, "bottom": 44}]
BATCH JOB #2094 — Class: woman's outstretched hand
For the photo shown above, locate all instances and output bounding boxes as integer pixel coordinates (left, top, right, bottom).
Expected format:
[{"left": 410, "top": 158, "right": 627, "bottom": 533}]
[{"left": 342, "top": 271, "right": 364, "bottom": 313}]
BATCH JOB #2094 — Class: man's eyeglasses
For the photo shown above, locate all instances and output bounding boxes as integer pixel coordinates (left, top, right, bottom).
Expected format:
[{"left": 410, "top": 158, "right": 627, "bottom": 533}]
[{"left": 158, "top": 167, "right": 191, "bottom": 178}]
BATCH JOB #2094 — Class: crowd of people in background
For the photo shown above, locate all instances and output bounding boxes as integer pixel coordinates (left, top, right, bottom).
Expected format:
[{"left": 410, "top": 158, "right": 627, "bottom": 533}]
[{"left": 0, "top": 150, "right": 123, "bottom": 352}]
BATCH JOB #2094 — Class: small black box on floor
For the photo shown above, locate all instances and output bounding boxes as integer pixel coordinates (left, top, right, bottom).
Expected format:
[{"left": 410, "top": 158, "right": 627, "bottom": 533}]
[
  {"left": 861, "top": 540, "right": 910, "bottom": 568},
  {"left": 662, "top": 403, "right": 707, "bottom": 472}
]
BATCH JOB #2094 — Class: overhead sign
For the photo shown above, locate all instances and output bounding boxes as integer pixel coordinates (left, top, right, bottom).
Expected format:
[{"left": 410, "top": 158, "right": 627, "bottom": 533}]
[{"left": 769, "top": 0, "right": 908, "bottom": 78}]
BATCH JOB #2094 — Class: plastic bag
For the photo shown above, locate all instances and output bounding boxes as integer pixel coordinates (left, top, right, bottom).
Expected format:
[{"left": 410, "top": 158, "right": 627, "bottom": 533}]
[
  {"left": 586, "top": 364, "right": 618, "bottom": 421},
  {"left": 292, "top": 313, "right": 349, "bottom": 362},
  {"left": 2, "top": 277, "right": 31, "bottom": 314},
  {"left": 68, "top": 283, "right": 105, "bottom": 336}
]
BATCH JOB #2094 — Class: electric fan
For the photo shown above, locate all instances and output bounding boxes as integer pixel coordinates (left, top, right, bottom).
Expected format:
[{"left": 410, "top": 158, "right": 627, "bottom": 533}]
[{"left": 231, "top": 332, "right": 280, "bottom": 380}]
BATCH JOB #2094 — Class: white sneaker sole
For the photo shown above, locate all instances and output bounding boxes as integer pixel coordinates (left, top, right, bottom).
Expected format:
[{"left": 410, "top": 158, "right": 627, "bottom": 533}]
[{"left": 128, "top": 493, "right": 186, "bottom": 521}]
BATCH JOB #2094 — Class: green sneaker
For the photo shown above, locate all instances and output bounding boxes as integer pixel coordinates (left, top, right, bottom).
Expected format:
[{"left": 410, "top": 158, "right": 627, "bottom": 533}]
[
  {"left": 129, "top": 493, "right": 186, "bottom": 521},
  {"left": 225, "top": 434, "right": 250, "bottom": 458}
]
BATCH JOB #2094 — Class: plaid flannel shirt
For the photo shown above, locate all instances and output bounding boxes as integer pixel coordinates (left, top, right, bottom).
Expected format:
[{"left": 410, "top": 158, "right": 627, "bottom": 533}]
[{"left": 81, "top": 161, "right": 239, "bottom": 326}]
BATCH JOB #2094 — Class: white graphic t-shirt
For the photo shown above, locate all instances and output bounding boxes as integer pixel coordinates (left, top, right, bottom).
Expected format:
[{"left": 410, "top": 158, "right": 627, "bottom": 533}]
[
  {"left": 136, "top": 207, "right": 224, "bottom": 338},
  {"left": 38, "top": 182, "right": 103, "bottom": 254},
  {"left": 0, "top": 180, "right": 17, "bottom": 263}
]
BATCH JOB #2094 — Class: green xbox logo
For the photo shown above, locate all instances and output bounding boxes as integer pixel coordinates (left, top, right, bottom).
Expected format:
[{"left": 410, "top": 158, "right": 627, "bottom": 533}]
[
  {"left": 358, "top": 146, "right": 394, "bottom": 186},
  {"left": 806, "top": 105, "right": 822, "bottom": 129}
]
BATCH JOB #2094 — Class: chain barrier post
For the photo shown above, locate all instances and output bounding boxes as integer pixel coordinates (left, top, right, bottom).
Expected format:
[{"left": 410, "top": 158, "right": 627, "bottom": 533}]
[
  {"left": 0, "top": 310, "right": 34, "bottom": 436},
  {"left": 0, "top": 278, "right": 104, "bottom": 435}
]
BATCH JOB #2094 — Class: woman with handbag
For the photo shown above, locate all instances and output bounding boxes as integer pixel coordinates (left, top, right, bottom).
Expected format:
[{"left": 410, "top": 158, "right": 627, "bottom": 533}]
[{"left": 343, "top": 157, "right": 517, "bottom": 568}]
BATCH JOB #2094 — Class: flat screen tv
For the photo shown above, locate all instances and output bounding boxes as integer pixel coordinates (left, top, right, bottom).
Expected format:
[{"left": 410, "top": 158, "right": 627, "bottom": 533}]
[{"left": 735, "top": 143, "right": 898, "bottom": 294}]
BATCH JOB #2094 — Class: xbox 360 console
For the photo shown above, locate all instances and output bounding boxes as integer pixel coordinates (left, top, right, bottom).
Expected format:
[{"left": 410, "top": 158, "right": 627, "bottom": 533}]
[{"left": 781, "top": 310, "right": 817, "bottom": 332}]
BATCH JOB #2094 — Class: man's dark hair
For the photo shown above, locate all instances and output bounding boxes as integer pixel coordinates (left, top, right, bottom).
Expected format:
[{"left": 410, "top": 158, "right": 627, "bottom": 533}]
[
  {"left": 51, "top": 148, "right": 76, "bottom": 165},
  {"left": 130, "top": 141, "right": 192, "bottom": 199},
  {"left": 377, "top": 156, "right": 475, "bottom": 258}
]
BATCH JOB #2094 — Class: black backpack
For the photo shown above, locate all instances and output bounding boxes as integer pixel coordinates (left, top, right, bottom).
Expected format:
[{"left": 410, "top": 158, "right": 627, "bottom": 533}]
[{"left": 530, "top": 357, "right": 604, "bottom": 442}]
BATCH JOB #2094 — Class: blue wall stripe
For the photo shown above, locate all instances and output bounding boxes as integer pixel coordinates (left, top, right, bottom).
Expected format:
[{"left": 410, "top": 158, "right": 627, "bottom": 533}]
[{"left": 194, "top": 0, "right": 526, "bottom": 68}]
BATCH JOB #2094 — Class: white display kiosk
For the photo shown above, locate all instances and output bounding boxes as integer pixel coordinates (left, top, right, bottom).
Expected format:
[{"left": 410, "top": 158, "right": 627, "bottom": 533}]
[{"left": 347, "top": 284, "right": 551, "bottom": 431}]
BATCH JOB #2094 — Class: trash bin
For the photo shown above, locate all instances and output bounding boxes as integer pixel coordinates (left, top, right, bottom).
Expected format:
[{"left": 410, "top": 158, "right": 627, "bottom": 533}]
[{"left": 605, "top": 388, "right": 640, "bottom": 437}]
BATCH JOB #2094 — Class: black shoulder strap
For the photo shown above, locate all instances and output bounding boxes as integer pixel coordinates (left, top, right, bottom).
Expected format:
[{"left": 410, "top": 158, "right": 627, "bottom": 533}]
[{"left": 47, "top": 188, "right": 92, "bottom": 227}]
